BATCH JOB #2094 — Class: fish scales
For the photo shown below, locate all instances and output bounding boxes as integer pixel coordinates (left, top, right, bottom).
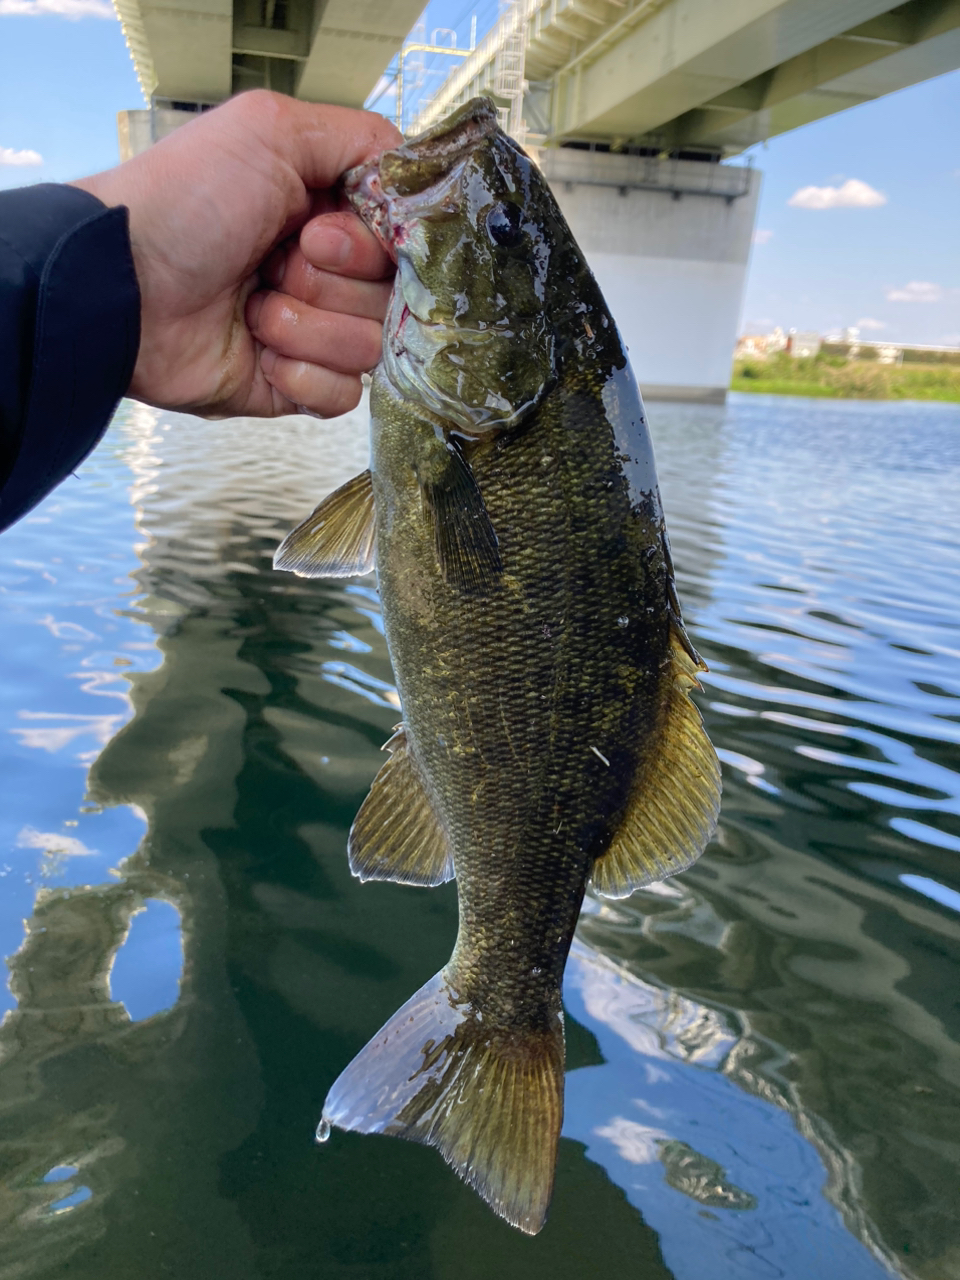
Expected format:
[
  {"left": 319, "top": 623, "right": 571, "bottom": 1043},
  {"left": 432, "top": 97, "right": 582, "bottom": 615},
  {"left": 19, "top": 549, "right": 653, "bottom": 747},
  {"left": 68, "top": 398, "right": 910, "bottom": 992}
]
[
  {"left": 373, "top": 370, "right": 668, "bottom": 1004},
  {"left": 274, "top": 96, "right": 720, "bottom": 1235}
]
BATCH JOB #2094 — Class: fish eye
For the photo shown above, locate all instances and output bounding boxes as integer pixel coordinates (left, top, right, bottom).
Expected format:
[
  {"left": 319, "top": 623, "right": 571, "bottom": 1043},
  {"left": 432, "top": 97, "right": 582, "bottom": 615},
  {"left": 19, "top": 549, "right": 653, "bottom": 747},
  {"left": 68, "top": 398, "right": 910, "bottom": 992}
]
[{"left": 486, "top": 202, "right": 523, "bottom": 247}]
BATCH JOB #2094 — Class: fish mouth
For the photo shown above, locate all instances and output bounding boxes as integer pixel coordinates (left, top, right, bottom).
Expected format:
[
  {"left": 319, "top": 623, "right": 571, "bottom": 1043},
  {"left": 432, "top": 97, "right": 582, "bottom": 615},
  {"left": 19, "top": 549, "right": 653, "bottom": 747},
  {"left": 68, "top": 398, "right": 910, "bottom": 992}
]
[
  {"left": 344, "top": 96, "right": 500, "bottom": 262},
  {"left": 379, "top": 98, "right": 500, "bottom": 198}
]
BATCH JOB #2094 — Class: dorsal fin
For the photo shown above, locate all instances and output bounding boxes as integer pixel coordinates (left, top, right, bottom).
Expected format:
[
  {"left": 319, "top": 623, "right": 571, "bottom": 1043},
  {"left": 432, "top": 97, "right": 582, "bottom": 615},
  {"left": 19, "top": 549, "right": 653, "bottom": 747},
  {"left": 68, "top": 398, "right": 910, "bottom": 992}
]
[
  {"left": 348, "top": 727, "right": 455, "bottom": 887},
  {"left": 591, "top": 625, "right": 721, "bottom": 898},
  {"left": 274, "top": 469, "right": 376, "bottom": 578}
]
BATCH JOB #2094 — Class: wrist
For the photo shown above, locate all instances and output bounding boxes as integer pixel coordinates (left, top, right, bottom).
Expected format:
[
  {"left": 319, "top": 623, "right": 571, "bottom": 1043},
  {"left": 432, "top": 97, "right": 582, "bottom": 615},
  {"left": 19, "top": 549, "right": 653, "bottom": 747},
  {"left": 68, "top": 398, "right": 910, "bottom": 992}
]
[{"left": 70, "top": 168, "right": 158, "bottom": 402}]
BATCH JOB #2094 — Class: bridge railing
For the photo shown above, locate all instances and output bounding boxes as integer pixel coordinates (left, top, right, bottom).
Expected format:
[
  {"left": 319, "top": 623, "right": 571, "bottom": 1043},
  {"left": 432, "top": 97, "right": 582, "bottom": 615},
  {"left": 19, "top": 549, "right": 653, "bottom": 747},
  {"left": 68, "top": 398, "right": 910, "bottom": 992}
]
[{"left": 410, "top": 0, "right": 538, "bottom": 136}]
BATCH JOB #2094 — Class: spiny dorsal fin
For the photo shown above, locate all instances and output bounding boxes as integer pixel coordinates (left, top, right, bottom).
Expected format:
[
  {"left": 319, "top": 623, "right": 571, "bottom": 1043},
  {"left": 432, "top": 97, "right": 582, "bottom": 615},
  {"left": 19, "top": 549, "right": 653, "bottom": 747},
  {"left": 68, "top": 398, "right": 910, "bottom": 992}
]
[
  {"left": 273, "top": 469, "right": 376, "bottom": 578},
  {"left": 348, "top": 727, "right": 454, "bottom": 887},
  {"left": 321, "top": 969, "right": 564, "bottom": 1235},
  {"left": 420, "top": 445, "right": 502, "bottom": 596},
  {"left": 591, "top": 624, "right": 720, "bottom": 898}
]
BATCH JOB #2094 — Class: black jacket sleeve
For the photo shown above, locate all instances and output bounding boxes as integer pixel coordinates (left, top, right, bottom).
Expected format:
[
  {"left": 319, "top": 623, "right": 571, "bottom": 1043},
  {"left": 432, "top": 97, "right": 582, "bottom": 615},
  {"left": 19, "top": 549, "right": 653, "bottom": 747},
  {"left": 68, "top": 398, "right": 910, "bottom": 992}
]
[{"left": 0, "top": 183, "right": 140, "bottom": 533}]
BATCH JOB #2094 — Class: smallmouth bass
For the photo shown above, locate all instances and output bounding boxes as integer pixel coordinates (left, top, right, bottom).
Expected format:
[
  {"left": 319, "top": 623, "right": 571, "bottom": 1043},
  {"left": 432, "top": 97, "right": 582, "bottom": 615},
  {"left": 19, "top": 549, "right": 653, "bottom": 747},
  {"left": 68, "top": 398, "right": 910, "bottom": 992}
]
[{"left": 275, "top": 98, "right": 720, "bottom": 1234}]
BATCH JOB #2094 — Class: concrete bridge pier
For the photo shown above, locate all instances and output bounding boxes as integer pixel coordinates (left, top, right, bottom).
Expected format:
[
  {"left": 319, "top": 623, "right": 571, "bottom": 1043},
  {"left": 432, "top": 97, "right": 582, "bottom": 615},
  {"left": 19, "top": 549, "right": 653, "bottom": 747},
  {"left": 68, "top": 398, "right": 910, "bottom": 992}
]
[{"left": 539, "top": 148, "right": 761, "bottom": 404}]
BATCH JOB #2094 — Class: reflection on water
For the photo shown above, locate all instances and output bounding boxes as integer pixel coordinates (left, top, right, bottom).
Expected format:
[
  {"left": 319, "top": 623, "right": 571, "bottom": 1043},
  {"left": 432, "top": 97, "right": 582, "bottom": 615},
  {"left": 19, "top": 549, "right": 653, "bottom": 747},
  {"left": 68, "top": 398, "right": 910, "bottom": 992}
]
[{"left": 1, "top": 393, "right": 958, "bottom": 1279}]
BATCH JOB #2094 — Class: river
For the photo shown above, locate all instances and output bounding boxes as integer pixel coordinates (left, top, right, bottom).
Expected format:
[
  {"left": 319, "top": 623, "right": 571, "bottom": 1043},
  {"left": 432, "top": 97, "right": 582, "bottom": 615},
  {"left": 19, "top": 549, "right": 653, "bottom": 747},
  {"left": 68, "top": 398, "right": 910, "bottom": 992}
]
[{"left": 1, "top": 392, "right": 958, "bottom": 1280}]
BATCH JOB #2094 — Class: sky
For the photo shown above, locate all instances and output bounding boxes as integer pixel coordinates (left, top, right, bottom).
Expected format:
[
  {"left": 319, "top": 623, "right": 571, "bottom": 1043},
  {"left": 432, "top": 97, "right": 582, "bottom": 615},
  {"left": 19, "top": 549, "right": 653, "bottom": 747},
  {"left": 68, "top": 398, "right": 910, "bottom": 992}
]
[{"left": 1, "top": 0, "right": 959, "bottom": 346}]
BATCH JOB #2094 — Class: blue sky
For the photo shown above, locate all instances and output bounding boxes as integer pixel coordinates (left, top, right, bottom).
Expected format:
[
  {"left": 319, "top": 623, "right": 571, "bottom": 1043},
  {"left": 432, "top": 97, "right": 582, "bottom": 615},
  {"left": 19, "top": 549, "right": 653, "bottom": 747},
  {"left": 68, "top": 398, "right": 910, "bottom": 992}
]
[{"left": 2, "top": 0, "right": 958, "bottom": 345}]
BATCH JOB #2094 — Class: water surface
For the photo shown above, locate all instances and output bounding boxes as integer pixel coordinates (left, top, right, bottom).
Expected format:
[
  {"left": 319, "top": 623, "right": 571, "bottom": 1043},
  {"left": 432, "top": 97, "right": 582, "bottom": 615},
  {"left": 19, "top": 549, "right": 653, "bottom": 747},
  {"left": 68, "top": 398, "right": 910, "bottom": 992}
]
[{"left": 1, "top": 393, "right": 958, "bottom": 1279}]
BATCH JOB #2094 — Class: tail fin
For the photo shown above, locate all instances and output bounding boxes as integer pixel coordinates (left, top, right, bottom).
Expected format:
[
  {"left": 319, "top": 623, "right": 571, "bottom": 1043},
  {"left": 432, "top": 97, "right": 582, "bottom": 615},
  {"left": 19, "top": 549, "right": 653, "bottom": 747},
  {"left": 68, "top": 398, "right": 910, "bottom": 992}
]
[{"left": 320, "top": 971, "right": 564, "bottom": 1234}]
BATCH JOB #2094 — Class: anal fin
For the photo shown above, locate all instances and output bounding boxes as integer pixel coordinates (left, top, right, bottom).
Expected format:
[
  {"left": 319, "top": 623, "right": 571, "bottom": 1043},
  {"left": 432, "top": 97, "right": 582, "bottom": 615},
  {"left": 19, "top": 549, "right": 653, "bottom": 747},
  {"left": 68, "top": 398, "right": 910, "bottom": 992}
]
[
  {"left": 348, "top": 727, "right": 454, "bottom": 887},
  {"left": 274, "top": 469, "right": 376, "bottom": 578},
  {"left": 591, "top": 624, "right": 721, "bottom": 898}
]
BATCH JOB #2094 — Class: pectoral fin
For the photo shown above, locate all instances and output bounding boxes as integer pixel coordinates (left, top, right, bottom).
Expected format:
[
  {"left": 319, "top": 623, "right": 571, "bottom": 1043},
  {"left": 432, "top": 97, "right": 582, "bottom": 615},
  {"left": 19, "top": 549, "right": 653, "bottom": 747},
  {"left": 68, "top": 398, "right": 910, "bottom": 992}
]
[
  {"left": 591, "top": 625, "right": 721, "bottom": 898},
  {"left": 273, "top": 469, "right": 376, "bottom": 578},
  {"left": 420, "top": 444, "right": 502, "bottom": 595},
  {"left": 348, "top": 726, "right": 454, "bottom": 887}
]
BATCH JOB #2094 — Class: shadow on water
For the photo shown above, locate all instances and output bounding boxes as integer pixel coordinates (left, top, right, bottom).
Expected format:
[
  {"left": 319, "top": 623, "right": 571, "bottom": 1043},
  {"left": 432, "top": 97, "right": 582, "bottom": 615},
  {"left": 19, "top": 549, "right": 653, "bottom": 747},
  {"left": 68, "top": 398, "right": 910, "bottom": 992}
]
[{"left": 1, "top": 393, "right": 959, "bottom": 1278}]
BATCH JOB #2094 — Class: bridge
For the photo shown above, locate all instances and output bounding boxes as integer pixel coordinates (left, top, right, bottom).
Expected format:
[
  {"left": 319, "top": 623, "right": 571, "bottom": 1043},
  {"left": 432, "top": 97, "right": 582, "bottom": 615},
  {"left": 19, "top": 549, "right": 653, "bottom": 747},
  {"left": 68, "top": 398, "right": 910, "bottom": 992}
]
[
  {"left": 113, "top": 0, "right": 960, "bottom": 402},
  {"left": 413, "top": 0, "right": 960, "bottom": 155}
]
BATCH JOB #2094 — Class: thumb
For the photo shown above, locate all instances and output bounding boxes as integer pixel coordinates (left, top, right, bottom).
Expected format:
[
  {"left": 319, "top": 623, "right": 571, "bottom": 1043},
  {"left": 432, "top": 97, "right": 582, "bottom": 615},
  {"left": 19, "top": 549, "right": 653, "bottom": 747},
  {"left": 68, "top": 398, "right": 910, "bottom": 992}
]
[{"left": 253, "top": 94, "right": 404, "bottom": 191}]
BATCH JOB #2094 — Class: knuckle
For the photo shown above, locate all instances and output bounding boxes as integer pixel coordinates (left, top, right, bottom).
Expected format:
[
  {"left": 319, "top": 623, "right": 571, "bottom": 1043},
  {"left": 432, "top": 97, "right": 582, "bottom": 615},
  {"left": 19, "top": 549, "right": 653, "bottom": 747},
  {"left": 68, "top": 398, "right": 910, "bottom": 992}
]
[
  {"left": 333, "top": 378, "right": 363, "bottom": 415},
  {"left": 254, "top": 292, "right": 297, "bottom": 343},
  {"left": 236, "top": 88, "right": 283, "bottom": 119},
  {"left": 359, "top": 320, "right": 384, "bottom": 366},
  {"left": 271, "top": 357, "right": 310, "bottom": 401},
  {"left": 297, "top": 370, "right": 362, "bottom": 419},
  {"left": 300, "top": 265, "right": 331, "bottom": 308}
]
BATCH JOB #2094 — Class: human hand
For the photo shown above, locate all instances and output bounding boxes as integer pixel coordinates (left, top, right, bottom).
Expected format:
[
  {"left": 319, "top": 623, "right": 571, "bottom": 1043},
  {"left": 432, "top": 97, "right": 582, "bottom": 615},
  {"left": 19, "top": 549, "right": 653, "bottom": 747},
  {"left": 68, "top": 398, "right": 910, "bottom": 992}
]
[{"left": 72, "top": 91, "right": 400, "bottom": 419}]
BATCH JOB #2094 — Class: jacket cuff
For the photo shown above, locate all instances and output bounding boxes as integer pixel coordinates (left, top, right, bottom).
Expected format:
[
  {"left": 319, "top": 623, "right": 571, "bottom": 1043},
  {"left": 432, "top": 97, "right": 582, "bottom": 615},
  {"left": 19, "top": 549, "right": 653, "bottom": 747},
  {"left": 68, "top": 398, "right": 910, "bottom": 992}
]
[{"left": 0, "top": 184, "right": 141, "bottom": 532}]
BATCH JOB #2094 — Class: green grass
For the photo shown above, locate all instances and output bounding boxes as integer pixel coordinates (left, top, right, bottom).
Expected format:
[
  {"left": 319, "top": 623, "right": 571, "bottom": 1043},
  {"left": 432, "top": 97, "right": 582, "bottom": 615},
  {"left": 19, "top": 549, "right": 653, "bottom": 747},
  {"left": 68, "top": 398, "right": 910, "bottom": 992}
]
[
  {"left": 731, "top": 377, "right": 840, "bottom": 398},
  {"left": 731, "top": 353, "right": 960, "bottom": 402}
]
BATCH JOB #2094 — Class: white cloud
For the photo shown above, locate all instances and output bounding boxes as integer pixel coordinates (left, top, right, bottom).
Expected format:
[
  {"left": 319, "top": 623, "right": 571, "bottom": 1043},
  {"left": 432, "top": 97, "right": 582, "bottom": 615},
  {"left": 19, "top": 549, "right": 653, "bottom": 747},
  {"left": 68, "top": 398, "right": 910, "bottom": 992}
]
[
  {"left": 885, "top": 281, "right": 943, "bottom": 303},
  {"left": 752, "top": 228, "right": 774, "bottom": 245},
  {"left": 0, "top": 0, "right": 115, "bottom": 16},
  {"left": 856, "top": 317, "right": 887, "bottom": 330},
  {"left": 17, "top": 826, "right": 97, "bottom": 857},
  {"left": 594, "top": 1117, "right": 669, "bottom": 1165},
  {"left": 0, "top": 145, "right": 43, "bottom": 166},
  {"left": 788, "top": 178, "right": 886, "bottom": 210}
]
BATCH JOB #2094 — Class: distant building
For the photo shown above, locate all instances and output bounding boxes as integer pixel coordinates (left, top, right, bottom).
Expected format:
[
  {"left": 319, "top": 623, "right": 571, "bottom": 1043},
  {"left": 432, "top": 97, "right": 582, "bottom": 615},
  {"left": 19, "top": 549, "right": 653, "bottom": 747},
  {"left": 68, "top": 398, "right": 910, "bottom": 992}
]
[
  {"left": 788, "top": 331, "right": 822, "bottom": 359},
  {"left": 735, "top": 334, "right": 768, "bottom": 358},
  {"left": 738, "top": 328, "right": 960, "bottom": 366},
  {"left": 876, "top": 345, "right": 903, "bottom": 366},
  {"left": 734, "top": 326, "right": 787, "bottom": 360}
]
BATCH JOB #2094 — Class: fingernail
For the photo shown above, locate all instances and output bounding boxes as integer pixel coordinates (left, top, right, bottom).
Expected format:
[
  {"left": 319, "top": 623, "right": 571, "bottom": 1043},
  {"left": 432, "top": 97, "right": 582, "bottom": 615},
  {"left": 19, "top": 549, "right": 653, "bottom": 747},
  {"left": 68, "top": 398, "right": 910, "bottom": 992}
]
[
  {"left": 309, "top": 225, "right": 351, "bottom": 268},
  {"left": 260, "top": 348, "right": 277, "bottom": 377}
]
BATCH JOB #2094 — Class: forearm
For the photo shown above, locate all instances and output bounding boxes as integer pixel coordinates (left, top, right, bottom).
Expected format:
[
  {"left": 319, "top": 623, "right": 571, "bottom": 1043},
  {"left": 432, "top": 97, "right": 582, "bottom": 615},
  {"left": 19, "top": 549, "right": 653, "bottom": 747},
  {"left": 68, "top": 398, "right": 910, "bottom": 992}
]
[{"left": 0, "top": 184, "right": 140, "bottom": 533}]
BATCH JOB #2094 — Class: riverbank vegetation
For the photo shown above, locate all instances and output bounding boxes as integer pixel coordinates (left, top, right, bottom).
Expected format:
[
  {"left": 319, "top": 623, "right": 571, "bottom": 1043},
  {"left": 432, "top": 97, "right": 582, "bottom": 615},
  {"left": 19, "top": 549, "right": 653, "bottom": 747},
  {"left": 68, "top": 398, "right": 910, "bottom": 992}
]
[{"left": 731, "top": 352, "right": 960, "bottom": 401}]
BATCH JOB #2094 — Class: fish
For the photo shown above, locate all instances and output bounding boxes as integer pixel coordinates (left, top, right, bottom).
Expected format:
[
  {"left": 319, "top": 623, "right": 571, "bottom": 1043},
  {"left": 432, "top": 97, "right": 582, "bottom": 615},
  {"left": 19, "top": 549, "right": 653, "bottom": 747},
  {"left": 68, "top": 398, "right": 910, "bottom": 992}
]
[{"left": 273, "top": 97, "right": 720, "bottom": 1235}]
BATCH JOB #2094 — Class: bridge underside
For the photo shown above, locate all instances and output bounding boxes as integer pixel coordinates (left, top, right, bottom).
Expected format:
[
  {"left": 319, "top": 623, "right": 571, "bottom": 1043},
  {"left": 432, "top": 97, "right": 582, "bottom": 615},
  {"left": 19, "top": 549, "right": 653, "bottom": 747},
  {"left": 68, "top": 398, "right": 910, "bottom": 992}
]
[
  {"left": 112, "top": 0, "right": 425, "bottom": 108},
  {"left": 421, "top": 0, "right": 960, "bottom": 158}
]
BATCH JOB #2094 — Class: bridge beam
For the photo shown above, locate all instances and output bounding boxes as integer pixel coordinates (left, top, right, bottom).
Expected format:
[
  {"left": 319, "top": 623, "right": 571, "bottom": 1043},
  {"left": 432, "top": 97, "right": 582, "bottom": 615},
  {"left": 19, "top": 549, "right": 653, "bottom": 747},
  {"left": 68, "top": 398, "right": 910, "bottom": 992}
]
[
  {"left": 547, "top": 0, "right": 960, "bottom": 148},
  {"left": 113, "top": 0, "right": 425, "bottom": 108},
  {"left": 670, "top": 0, "right": 960, "bottom": 150},
  {"left": 550, "top": 0, "right": 903, "bottom": 141}
]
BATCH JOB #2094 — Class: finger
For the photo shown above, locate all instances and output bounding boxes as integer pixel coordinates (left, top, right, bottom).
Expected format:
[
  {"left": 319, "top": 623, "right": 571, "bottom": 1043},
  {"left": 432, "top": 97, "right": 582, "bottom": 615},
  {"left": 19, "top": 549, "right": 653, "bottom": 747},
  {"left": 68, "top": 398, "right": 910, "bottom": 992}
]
[
  {"left": 261, "top": 243, "right": 287, "bottom": 289},
  {"left": 282, "top": 99, "right": 403, "bottom": 190},
  {"left": 248, "top": 291, "right": 383, "bottom": 375},
  {"left": 277, "top": 248, "right": 392, "bottom": 321},
  {"left": 300, "top": 210, "right": 395, "bottom": 281},
  {"left": 260, "top": 349, "right": 364, "bottom": 419}
]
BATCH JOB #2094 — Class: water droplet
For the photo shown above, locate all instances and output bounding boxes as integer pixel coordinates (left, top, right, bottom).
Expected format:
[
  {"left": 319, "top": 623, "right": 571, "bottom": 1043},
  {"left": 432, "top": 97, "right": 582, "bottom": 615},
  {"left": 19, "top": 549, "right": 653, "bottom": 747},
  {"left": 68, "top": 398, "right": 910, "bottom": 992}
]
[{"left": 315, "top": 1117, "right": 331, "bottom": 1144}]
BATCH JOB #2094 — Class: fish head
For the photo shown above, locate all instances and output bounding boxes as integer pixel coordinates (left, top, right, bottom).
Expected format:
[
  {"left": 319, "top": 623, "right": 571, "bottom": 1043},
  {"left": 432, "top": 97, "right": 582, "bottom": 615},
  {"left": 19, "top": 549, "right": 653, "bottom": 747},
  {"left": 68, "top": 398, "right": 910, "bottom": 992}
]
[{"left": 346, "top": 98, "right": 561, "bottom": 435}]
